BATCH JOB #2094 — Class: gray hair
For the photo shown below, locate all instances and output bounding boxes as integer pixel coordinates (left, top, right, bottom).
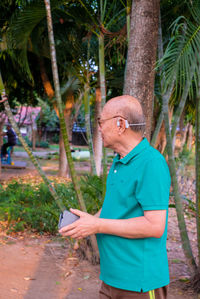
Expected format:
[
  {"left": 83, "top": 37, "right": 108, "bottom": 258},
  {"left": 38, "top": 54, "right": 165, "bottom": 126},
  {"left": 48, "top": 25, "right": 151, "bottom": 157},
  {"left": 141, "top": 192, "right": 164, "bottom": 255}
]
[{"left": 121, "top": 105, "right": 146, "bottom": 134}]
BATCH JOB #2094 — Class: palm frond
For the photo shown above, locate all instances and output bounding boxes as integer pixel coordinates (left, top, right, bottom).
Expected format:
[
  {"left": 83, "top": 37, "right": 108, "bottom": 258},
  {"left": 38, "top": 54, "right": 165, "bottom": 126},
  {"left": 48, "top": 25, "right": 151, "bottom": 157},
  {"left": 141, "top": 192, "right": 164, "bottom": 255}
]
[
  {"left": 158, "top": 14, "right": 200, "bottom": 98},
  {"left": 6, "top": 0, "right": 63, "bottom": 82}
]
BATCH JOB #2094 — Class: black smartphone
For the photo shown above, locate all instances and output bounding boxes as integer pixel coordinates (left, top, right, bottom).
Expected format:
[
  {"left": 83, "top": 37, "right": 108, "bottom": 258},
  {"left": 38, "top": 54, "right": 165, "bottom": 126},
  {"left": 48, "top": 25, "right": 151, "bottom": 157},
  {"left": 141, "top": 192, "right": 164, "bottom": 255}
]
[{"left": 58, "top": 210, "right": 80, "bottom": 229}]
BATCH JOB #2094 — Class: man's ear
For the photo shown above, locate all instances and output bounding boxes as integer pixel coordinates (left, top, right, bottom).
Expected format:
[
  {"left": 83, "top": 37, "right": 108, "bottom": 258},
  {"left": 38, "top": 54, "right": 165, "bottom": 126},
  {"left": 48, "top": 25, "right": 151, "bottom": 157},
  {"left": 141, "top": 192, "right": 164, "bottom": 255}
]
[{"left": 117, "top": 118, "right": 126, "bottom": 134}]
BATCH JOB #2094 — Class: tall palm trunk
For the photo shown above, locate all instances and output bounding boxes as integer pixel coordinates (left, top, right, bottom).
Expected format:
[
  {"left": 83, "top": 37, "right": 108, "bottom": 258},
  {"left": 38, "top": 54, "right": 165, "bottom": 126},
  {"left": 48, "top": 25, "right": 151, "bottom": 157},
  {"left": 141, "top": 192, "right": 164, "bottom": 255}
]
[
  {"left": 84, "top": 83, "right": 96, "bottom": 175},
  {"left": 59, "top": 133, "right": 70, "bottom": 177},
  {"left": 124, "top": 0, "right": 160, "bottom": 140},
  {"left": 44, "top": 0, "right": 85, "bottom": 210},
  {"left": 151, "top": 110, "right": 163, "bottom": 147},
  {"left": 196, "top": 93, "right": 200, "bottom": 267},
  {"left": 126, "top": 0, "right": 131, "bottom": 43},
  {"left": 84, "top": 41, "right": 96, "bottom": 175},
  {"left": 0, "top": 72, "right": 65, "bottom": 212},
  {"left": 44, "top": 0, "right": 99, "bottom": 262},
  {"left": 163, "top": 94, "right": 197, "bottom": 273},
  {"left": 156, "top": 11, "right": 196, "bottom": 271},
  {"left": 187, "top": 123, "right": 193, "bottom": 151},
  {"left": 93, "top": 88, "right": 102, "bottom": 176},
  {"left": 39, "top": 56, "right": 70, "bottom": 177},
  {"left": 99, "top": 32, "right": 107, "bottom": 197}
]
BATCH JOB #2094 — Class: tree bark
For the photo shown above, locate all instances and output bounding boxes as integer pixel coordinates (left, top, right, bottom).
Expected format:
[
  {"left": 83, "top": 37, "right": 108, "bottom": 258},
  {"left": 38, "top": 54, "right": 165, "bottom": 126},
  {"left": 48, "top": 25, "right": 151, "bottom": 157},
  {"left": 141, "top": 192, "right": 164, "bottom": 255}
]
[
  {"left": 196, "top": 94, "right": 200, "bottom": 267},
  {"left": 93, "top": 88, "right": 102, "bottom": 176},
  {"left": 39, "top": 57, "right": 54, "bottom": 99},
  {"left": 179, "top": 123, "right": 188, "bottom": 153},
  {"left": 124, "top": 0, "right": 160, "bottom": 141},
  {"left": 84, "top": 84, "right": 96, "bottom": 175},
  {"left": 59, "top": 133, "right": 70, "bottom": 177},
  {"left": 163, "top": 93, "right": 197, "bottom": 273},
  {"left": 187, "top": 123, "right": 193, "bottom": 151},
  {"left": 99, "top": 32, "right": 107, "bottom": 196}
]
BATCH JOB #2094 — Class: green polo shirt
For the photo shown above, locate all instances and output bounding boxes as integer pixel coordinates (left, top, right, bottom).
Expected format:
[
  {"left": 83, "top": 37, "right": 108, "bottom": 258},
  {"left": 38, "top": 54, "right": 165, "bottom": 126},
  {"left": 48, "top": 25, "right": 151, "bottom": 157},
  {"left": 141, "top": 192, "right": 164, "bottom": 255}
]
[{"left": 96, "top": 138, "right": 171, "bottom": 292}]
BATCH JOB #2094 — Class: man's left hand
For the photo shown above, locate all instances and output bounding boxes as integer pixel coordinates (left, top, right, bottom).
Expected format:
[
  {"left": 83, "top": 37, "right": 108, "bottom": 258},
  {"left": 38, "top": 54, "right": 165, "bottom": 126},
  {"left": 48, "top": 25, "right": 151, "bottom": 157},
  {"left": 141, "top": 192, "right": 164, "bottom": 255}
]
[{"left": 59, "top": 208, "right": 100, "bottom": 240}]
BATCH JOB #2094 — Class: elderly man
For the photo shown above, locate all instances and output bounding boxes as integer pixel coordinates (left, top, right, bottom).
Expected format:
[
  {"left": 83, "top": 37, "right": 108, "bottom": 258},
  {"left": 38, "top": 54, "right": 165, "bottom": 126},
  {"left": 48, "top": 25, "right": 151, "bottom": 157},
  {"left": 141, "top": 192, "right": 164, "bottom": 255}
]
[{"left": 60, "top": 95, "right": 171, "bottom": 299}]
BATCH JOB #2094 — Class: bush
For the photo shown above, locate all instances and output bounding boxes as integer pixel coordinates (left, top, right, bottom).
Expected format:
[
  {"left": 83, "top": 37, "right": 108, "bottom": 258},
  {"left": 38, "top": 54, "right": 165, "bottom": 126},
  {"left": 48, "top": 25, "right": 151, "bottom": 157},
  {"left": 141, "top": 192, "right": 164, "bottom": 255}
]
[
  {"left": 36, "top": 140, "right": 49, "bottom": 148},
  {"left": 51, "top": 134, "right": 59, "bottom": 144},
  {"left": 0, "top": 175, "right": 102, "bottom": 234},
  {"left": 17, "top": 138, "right": 49, "bottom": 149}
]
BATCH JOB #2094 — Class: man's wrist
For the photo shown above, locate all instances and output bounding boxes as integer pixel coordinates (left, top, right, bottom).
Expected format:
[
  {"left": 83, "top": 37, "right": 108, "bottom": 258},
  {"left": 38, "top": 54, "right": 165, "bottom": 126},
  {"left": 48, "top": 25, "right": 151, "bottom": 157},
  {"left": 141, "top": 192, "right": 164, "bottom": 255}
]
[{"left": 95, "top": 217, "right": 103, "bottom": 234}]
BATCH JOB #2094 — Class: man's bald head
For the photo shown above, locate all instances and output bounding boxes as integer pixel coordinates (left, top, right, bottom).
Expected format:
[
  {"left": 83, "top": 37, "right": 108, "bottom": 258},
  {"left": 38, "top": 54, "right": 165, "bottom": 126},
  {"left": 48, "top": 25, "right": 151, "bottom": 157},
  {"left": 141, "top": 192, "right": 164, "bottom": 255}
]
[{"left": 103, "top": 95, "right": 145, "bottom": 134}]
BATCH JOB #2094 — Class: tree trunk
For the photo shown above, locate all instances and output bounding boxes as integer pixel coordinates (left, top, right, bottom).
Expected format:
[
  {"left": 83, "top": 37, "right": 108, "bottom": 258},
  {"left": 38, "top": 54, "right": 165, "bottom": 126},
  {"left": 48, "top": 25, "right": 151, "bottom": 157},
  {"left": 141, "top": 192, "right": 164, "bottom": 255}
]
[
  {"left": 124, "top": 0, "right": 160, "bottom": 141},
  {"left": 84, "top": 84, "right": 96, "bottom": 175},
  {"left": 58, "top": 95, "right": 74, "bottom": 178},
  {"left": 187, "top": 124, "right": 193, "bottom": 151},
  {"left": 39, "top": 56, "right": 54, "bottom": 99},
  {"left": 99, "top": 32, "right": 107, "bottom": 197},
  {"left": 39, "top": 55, "right": 71, "bottom": 176},
  {"left": 32, "top": 128, "right": 37, "bottom": 151},
  {"left": 196, "top": 94, "right": 200, "bottom": 267},
  {"left": 151, "top": 110, "right": 163, "bottom": 148},
  {"left": 59, "top": 133, "right": 70, "bottom": 177},
  {"left": 32, "top": 118, "right": 37, "bottom": 151},
  {"left": 126, "top": 0, "right": 131, "bottom": 43},
  {"left": 163, "top": 95, "right": 197, "bottom": 273},
  {"left": 44, "top": 0, "right": 99, "bottom": 262},
  {"left": 93, "top": 88, "right": 102, "bottom": 176}
]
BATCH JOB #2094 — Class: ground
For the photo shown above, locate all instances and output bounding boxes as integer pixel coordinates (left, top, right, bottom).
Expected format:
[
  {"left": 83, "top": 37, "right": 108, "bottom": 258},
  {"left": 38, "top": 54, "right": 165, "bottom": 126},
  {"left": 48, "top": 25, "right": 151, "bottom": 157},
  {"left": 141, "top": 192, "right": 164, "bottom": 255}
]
[{"left": 0, "top": 149, "right": 198, "bottom": 299}]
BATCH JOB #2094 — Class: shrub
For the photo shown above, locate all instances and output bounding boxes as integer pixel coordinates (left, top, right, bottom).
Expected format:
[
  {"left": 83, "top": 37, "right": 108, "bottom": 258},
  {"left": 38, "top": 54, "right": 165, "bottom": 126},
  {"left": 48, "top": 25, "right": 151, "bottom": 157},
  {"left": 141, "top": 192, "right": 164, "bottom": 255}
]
[
  {"left": 0, "top": 175, "right": 102, "bottom": 234},
  {"left": 36, "top": 140, "right": 49, "bottom": 148},
  {"left": 51, "top": 134, "right": 59, "bottom": 144}
]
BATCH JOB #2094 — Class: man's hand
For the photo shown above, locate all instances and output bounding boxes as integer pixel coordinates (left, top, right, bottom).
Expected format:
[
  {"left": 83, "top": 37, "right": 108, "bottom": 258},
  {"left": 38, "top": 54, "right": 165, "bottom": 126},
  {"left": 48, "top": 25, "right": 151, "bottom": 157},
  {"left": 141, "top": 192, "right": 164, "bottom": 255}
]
[{"left": 59, "top": 208, "right": 100, "bottom": 240}]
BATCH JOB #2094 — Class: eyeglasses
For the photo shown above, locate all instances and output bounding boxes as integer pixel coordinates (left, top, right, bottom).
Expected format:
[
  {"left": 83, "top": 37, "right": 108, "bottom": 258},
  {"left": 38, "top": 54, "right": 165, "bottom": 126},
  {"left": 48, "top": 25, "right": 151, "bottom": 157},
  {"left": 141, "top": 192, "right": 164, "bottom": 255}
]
[{"left": 97, "top": 115, "right": 127, "bottom": 127}]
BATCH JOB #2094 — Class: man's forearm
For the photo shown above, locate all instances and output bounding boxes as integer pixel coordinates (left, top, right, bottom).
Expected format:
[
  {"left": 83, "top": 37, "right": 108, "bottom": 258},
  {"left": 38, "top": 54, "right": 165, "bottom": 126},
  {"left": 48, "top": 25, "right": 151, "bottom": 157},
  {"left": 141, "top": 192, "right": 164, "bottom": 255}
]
[{"left": 96, "top": 214, "right": 164, "bottom": 239}]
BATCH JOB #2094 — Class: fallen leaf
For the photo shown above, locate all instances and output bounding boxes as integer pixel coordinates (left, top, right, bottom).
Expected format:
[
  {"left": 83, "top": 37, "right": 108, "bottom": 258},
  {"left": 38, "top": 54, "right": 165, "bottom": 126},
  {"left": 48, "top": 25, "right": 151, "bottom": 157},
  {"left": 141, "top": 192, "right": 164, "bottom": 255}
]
[
  {"left": 24, "top": 277, "right": 36, "bottom": 281},
  {"left": 83, "top": 275, "right": 90, "bottom": 280},
  {"left": 64, "top": 271, "right": 72, "bottom": 278}
]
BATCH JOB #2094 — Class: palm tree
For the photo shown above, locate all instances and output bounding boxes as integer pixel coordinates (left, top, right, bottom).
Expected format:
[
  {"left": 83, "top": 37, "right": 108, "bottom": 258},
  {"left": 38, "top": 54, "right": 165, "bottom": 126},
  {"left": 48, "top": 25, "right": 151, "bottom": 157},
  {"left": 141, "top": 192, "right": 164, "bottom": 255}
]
[
  {"left": 158, "top": 2, "right": 200, "bottom": 284},
  {"left": 75, "top": 0, "right": 126, "bottom": 196},
  {"left": 44, "top": 0, "right": 99, "bottom": 262}
]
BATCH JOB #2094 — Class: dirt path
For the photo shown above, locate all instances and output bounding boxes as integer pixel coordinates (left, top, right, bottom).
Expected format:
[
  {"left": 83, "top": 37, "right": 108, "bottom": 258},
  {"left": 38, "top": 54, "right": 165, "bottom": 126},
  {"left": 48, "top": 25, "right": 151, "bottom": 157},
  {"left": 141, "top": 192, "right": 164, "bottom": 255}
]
[
  {"left": 0, "top": 216, "right": 196, "bottom": 299},
  {"left": 0, "top": 235, "right": 101, "bottom": 299}
]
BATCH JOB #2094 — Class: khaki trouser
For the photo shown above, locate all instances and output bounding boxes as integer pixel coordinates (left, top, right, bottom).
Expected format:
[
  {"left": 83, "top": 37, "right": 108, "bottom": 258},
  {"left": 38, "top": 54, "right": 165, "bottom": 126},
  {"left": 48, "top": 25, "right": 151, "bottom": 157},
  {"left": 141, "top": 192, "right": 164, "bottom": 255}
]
[{"left": 99, "top": 282, "right": 168, "bottom": 299}]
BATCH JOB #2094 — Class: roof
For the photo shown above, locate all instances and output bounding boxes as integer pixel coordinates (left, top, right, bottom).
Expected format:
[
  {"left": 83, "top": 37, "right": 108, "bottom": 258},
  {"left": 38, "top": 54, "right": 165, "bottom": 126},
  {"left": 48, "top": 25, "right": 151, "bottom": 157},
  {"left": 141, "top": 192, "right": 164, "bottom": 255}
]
[{"left": 5, "top": 106, "right": 41, "bottom": 126}]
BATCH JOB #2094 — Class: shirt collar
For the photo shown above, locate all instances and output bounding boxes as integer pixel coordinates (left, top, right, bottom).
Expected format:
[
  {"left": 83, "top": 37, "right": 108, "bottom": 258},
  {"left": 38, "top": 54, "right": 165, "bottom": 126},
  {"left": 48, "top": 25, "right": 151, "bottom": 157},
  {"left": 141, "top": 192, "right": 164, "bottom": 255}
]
[{"left": 114, "top": 138, "right": 150, "bottom": 165}]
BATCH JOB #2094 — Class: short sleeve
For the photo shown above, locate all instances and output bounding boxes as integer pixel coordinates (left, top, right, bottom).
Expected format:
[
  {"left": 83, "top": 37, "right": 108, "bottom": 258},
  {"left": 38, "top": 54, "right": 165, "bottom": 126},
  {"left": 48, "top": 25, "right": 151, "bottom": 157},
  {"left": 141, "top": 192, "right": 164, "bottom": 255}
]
[{"left": 136, "top": 157, "right": 171, "bottom": 211}]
